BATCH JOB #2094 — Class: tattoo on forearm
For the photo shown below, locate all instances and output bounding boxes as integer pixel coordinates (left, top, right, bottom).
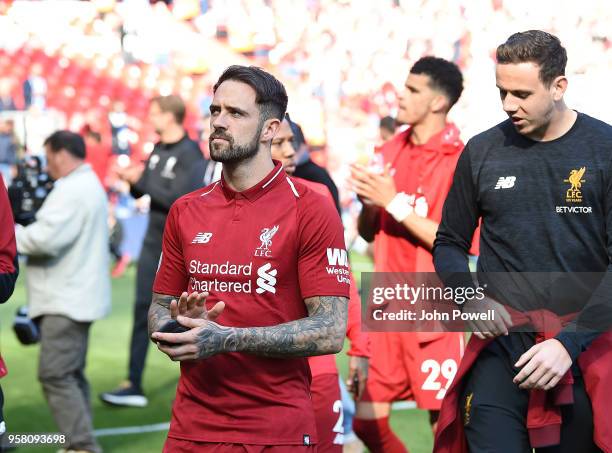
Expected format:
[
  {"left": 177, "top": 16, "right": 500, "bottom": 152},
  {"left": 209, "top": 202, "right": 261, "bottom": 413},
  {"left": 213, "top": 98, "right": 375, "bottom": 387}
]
[
  {"left": 194, "top": 322, "right": 235, "bottom": 359},
  {"left": 195, "top": 296, "right": 348, "bottom": 358},
  {"left": 148, "top": 293, "right": 173, "bottom": 338}
]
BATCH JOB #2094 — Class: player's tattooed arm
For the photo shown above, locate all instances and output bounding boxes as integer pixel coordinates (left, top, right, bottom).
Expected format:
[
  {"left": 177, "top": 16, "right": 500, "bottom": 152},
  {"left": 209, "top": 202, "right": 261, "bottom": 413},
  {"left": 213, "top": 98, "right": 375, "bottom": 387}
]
[
  {"left": 200, "top": 295, "right": 349, "bottom": 358},
  {"left": 148, "top": 292, "right": 173, "bottom": 339},
  {"left": 151, "top": 296, "right": 348, "bottom": 361}
]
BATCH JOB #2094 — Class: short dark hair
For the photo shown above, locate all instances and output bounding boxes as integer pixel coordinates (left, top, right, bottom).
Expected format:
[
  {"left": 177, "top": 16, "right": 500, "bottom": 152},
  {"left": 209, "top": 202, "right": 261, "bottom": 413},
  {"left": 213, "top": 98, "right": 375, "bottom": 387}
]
[
  {"left": 151, "top": 95, "right": 186, "bottom": 124},
  {"left": 287, "top": 116, "right": 306, "bottom": 150},
  {"left": 44, "top": 130, "right": 86, "bottom": 159},
  {"left": 213, "top": 65, "right": 288, "bottom": 122},
  {"left": 410, "top": 56, "right": 464, "bottom": 108},
  {"left": 496, "top": 30, "right": 567, "bottom": 86},
  {"left": 379, "top": 116, "right": 396, "bottom": 133}
]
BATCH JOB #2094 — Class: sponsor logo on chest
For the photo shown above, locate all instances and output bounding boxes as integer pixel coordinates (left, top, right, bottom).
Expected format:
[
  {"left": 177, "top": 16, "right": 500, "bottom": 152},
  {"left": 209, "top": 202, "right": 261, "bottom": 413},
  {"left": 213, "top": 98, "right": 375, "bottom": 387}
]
[
  {"left": 187, "top": 224, "right": 282, "bottom": 295},
  {"left": 188, "top": 259, "right": 278, "bottom": 295},
  {"left": 256, "top": 262, "right": 277, "bottom": 294}
]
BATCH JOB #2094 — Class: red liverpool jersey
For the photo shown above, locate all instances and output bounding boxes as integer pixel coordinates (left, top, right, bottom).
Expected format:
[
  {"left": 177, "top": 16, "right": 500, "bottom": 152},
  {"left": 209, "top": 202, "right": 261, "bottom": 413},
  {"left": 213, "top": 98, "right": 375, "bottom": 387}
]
[
  {"left": 374, "top": 124, "right": 470, "bottom": 272},
  {"left": 0, "top": 174, "right": 18, "bottom": 304},
  {"left": 153, "top": 161, "right": 350, "bottom": 446}
]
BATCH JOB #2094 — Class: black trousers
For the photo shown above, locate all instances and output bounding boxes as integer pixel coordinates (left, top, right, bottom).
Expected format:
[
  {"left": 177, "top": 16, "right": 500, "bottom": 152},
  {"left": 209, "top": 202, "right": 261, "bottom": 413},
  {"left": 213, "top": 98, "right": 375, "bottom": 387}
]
[
  {"left": 128, "top": 238, "right": 162, "bottom": 389},
  {"left": 460, "top": 344, "right": 601, "bottom": 453}
]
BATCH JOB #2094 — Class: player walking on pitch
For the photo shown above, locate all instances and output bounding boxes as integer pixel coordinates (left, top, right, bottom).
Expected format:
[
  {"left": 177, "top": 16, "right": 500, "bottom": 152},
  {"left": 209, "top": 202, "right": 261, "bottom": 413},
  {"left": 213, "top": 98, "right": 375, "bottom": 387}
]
[
  {"left": 150, "top": 65, "right": 350, "bottom": 452},
  {"left": 433, "top": 30, "right": 612, "bottom": 453},
  {"left": 350, "top": 57, "right": 472, "bottom": 453}
]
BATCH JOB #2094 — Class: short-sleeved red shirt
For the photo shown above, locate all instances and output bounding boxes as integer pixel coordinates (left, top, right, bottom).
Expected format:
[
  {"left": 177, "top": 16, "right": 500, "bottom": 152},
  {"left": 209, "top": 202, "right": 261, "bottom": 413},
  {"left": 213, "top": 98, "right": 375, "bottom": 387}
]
[
  {"left": 374, "top": 124, "right": 471, "bottom": 272},
  {"left": 153, "top": 161, "right": 350, "bottom": 446}
]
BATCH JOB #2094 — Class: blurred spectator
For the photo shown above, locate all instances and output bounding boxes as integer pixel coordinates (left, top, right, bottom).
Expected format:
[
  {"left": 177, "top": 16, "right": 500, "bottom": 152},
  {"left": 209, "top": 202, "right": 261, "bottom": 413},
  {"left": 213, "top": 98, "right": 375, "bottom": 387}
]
[
  {"left": 2, "top": 0, "right": 610, "bottom": 177},
  {"left": 15, "top": 130, "right": 110, "bottom": 453},
  {"left": 83, "top": 127, "right": 112, "bottom": 187},
  {"left": 199, "top": 113, "right": 222, "bottom": 184},
  {"left": 0, "top": 78, "right": 16, "bottom": 112},
  {"left": 379, "top": 115, "right": 397, "bottom": 142},
  {"left": 22, "top": 63, "right": 47, "bottom": 111},
  {"left": 0, "top": 119, "right": 17, "bottom": 185},
  {"left": 291, "top": 118, "right": 340, "bottom": 213},
  {"left": 108, "top": 100, "right": 131, "bottom": 155},
  {"left": 100, "top": 95, "right": 207, "bottom": 407}
]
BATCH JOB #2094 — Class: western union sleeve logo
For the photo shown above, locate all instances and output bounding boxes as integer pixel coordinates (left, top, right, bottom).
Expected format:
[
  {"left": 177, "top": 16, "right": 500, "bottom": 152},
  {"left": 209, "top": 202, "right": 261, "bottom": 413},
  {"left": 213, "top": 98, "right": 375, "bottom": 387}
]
[{"left": 564, "top": 167, "right": 586, "bottom": 203}]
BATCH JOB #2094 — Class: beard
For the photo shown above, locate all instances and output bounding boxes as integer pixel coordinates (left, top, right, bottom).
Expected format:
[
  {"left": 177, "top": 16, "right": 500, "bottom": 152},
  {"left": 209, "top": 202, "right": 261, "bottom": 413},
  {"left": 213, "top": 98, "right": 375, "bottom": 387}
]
[{"left": 209, "top": 126, "right": 261, "bottom": 164}]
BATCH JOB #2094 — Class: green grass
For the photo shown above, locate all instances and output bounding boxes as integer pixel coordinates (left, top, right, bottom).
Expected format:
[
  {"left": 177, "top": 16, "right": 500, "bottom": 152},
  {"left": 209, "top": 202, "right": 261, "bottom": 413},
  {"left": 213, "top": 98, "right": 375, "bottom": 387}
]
[{"left": 0, "top": 262, "right": 433, "bottom": 452}]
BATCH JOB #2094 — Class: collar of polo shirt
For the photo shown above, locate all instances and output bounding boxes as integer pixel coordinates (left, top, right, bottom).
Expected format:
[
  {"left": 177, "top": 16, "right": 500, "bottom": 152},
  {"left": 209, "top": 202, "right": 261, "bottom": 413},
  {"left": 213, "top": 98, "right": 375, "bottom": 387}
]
[{"left": 220, "top": 160, "right": 286, "bottom": 201}]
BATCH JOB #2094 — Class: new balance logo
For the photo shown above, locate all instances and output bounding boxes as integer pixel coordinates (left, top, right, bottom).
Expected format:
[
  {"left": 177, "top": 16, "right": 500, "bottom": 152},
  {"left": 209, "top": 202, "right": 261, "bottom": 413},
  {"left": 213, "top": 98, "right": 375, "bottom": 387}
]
[
  {"left": 326, "top": 248, "right": 349, "bottom": 268},
  {"left": 256, "top": 263, "right": 277, "bottom": 294},
  {"left": 494, "top": 176, "right": 516, "bottom": 189},
  {"left": 192, "top": 232, "right": 213, "bottom": 244}
]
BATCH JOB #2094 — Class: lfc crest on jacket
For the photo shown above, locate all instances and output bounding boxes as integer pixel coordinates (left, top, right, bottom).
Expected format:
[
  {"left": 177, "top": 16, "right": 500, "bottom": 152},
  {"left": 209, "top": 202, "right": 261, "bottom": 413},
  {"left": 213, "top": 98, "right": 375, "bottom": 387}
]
[{"left": 564, "top": 167, "right": 586, "bottom": 203}]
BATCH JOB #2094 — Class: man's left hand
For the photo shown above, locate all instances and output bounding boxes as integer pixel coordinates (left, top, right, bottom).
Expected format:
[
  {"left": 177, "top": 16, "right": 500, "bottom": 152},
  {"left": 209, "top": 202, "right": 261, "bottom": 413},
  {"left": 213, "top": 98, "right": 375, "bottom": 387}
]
[
  {"left": 151, "top": 316, "right": 232, "bottom": 361},
  {"left": 513, "top": 339, "right": 572, "bottom": 390},
  {"left": 170, "top": 291, "right": 225, "bottom": 322},
  {"left": 349, "top": 163, "right": 397, "bottom": 208}
]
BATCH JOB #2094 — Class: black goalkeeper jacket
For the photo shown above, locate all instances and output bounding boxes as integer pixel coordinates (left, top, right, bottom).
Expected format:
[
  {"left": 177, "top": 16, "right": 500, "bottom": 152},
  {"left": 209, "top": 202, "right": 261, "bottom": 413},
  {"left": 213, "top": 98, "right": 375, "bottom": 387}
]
[
  {"left": 434, "top": 112, "right": 612, "bottom": 363},
  {"left": 131, "top": 134, "right": 207, "bottom": 246}
]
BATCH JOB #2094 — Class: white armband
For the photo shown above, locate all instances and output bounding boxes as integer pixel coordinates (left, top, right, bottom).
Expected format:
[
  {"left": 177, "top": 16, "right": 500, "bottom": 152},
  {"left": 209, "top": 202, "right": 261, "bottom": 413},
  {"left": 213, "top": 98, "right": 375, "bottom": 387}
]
[{"left": 385, "top": 192, "right": 414, "bottom": 223}]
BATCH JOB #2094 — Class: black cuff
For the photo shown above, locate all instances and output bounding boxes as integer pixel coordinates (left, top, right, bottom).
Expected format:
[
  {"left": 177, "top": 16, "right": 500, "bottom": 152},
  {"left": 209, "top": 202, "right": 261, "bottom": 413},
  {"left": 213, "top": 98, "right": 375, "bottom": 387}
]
[
  {"left": 554, "top": 332, "right": 580, "bottom": 363},
  {"left": 554, "top": 331, "right": 600, "bottom": 363}
]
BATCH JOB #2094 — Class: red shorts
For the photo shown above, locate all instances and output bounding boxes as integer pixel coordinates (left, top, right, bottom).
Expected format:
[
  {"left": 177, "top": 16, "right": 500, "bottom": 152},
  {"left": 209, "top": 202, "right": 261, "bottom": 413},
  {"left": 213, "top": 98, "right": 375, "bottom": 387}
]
[
  {"left": 311, "top": 373, "right": 343, "bottom": 453},
  {"left": 361, "top": 332, "right": 464, "bottom": 410},
  {"left": 163, "top": 438, "right": 317, "bottom": 453}
]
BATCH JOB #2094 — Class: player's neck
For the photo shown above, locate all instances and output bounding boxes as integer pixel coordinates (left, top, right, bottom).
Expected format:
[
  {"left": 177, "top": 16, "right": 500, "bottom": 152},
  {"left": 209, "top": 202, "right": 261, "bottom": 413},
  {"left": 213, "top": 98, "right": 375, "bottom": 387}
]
[
  {"left": 160, "top": 125, "right": 185, "bottom": 144},
  {"left": 527, "top": 104, "right": 577, "bottom": 142},
  {"left": 222, "top": 151, "right": 275, "bottom": 192},
  {"left": 410, "top": 115, "right": 447, "bottom": 146}
]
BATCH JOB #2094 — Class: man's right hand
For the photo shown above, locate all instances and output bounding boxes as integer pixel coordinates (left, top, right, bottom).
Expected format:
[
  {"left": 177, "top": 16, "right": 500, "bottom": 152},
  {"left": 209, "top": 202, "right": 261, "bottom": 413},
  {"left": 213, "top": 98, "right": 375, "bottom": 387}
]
[
  {"left": 347, "top": 356, "right": 369, "bottom": 399},
  {"left": 116, "top": 164, "right": 144, "bottom": 185},
  {"left": 152, "top": 316, "right": 231, "bottom": 361},
  {"left": 348, "top": 163, "right": 375, "bottom": 206},
  {"left": 170, "top": 291, "right": 225, "bottom": 322},
  {"left": 462, "top": 296, "right": 513, "bottom": 339}
]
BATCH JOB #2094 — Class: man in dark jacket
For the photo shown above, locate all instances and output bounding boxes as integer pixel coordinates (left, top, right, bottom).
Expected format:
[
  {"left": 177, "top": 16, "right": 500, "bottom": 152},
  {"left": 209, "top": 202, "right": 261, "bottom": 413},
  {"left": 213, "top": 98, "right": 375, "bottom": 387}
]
[
  {"left": 290, "top": 118, "right": 341, "bottom": 214},
  {"left": 100, "top": 95, "right": 207, "bottom": 407}
]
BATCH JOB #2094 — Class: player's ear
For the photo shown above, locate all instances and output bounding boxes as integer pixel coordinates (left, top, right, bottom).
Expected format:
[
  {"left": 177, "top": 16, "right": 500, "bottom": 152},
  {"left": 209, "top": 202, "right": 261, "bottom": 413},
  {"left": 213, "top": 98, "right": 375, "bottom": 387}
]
[
  {"left": 550, "top": 75, "right": 568, "bottom": 102},
  {"left": 430, "top": 94, "right": 449, "bottom": 114},
  {"left": 260, "top": 117, "right": 281, "bottom": 143}
]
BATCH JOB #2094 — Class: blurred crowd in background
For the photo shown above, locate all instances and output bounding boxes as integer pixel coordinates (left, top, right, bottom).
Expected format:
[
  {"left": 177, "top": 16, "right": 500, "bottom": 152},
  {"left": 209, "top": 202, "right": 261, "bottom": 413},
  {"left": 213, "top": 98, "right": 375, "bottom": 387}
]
[{"left": 0, "top": 0, "right": 611, "bottom": 265}]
